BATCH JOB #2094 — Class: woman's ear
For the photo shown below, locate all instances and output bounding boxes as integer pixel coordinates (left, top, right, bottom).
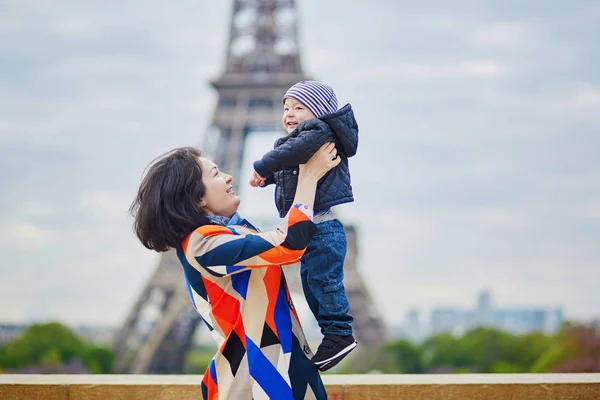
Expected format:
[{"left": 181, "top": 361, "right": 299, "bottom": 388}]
[{"left": 199, "top": 198, "right": 211, "bottom": 215}]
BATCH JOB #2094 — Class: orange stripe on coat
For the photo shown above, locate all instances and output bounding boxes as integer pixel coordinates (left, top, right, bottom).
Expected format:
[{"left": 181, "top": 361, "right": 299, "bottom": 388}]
[
  {"left": 258, "top": 207, "right": 310, "bottom": 263},
  {"left": 195, "top": 225, "right": 233, "bottom": 237},
  {"left": 260, "top": 247, "right": 305, "bottom": 264},
  {"left": 182, "top": 225, "right": 232, "bottom": 252},
  {"left": 263, "top": 267, "right": 282, "bottom": 338},
  {"left": 202, "top": 370, "right": 218, "bottom": 400},
  {"left": 287, "top": 207, "right": 311, "bottom": 224},
  {"left": 203, "top": 277, "right": 246, "bottom": 347}
]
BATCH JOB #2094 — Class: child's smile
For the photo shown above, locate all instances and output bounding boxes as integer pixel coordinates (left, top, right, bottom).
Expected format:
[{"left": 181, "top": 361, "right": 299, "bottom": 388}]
[{"left": 282, "top": 97, "right": 317, "bottom": 134}]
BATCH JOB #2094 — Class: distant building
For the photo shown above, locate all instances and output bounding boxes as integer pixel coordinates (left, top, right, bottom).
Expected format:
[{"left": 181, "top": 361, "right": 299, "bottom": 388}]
[
  {"left": 430, "top": 290, "right": 563, "bottom": 336},
  {"left": 396, "top": 309, "right": 424, "bottom": 342},
  {"left": 72, "top": 325, "right": 116, "bottom": 346}
]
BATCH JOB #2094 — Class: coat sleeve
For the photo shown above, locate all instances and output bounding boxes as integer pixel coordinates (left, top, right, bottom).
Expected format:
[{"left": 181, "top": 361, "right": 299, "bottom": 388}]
[
  {"left": 182, "top": 205, "right": 316, "bottom": 277},
  {"left": 253, "top": 124, "right": 337, "bottom": 177},
  {"left": 261, "top": 174, "right": 275, "bottom": 187}
]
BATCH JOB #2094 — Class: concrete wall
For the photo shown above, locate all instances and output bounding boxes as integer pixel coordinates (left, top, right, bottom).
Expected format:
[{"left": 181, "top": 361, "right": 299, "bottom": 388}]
[{"left": 1, "top": 374, "right": 599, "bottom": 399}]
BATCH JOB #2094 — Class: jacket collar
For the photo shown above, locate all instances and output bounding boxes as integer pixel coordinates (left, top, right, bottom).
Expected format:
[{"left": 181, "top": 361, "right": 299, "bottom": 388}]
[{"left": 207, "top": 212, "right": 259, "bottom": 231}]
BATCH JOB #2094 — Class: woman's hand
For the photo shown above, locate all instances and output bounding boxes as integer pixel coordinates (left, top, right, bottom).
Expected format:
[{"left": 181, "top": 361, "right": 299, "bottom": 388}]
[
  {"left": 299, "top": 142, "right": 341, "bottom": 182},
  {"left": 291, "top": 143, "right": 340, "bottom": 211}
]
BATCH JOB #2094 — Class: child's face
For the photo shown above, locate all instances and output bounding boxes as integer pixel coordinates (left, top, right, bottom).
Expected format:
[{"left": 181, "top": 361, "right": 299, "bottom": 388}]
[{"left": 282, "top": 98, "right": 317, "bottom": 134}]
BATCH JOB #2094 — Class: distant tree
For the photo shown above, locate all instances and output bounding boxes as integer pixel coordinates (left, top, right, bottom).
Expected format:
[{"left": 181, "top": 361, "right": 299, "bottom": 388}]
[
  {"left": 385, "top": 340, "right": 423, "bottom": 373},
  {"left": 530, "top": 333, "right": 567, "bottom": 373},
  {"left": 458, "top": 327, "right": 536, "bottom": 372},
  {"left": 337, "top": 339, "right": 422, "bottom": 373},
  {"left": 0, "top": 322, "right": 85, "bottom": 369},
  {"left": 183, "top": 346, "right": 217, "bottom": 374},
  {"left": 517, "top": 332, "right": 555, "bottom": 369},
  {"left": 39, "top": 347, "right": 62, "bottom": 368},
  {"left": 489, "top": 361, "right": 522, "bottom": 373},
  {"left": 0, "top": 322, "right": 114, "bottom": 373},
  {"left": 421, "top": 333, "right": 464, "bottom": 371},
  {"left": 535, "top": 323, "right": 600, "bottom": 373},
  {"left": 83, "top": 347, "right": 115, "bottom": 374},
  {"left": 421, "top": 328, "right": 554, "bottom": 373},
  {"left": 332, "top": 322, "right": 599, "bottom": 374}
]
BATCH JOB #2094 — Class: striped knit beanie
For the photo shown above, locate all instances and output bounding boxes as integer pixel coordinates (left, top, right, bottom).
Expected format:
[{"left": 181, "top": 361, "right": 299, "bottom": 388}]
[{"left": 282, "top": 80, "right": 338, "bottom": 118}]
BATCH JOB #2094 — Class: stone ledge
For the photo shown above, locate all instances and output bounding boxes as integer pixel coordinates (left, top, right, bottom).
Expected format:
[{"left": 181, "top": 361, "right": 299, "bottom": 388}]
[{"left": 1, "top": 374, "right": 599, "bottom": 399}]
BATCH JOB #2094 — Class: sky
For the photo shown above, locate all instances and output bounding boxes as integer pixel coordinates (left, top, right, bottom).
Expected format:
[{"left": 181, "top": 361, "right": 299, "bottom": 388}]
[{"left": 0, "top": 0, "right": 599, "bottom": 332}]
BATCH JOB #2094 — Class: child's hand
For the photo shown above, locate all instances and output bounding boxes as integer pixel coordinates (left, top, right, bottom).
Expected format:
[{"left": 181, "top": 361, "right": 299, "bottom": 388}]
[{"left": 249, "top": 171, "right": 266, "bottom": 187}]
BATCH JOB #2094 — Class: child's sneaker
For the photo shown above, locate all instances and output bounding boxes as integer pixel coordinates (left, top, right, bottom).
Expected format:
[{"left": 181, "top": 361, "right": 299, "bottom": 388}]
[{"left": 311, "top": 334, "right": 358, "bottom": 372}]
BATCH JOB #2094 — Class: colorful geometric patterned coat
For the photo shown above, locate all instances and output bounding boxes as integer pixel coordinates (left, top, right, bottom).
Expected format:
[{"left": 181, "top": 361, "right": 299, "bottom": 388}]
[{"left": 176, "top": 204, "right": 328, "bottom": 399}]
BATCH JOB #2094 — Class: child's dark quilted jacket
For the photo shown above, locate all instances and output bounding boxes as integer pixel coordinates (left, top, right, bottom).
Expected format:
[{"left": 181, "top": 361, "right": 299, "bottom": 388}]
[{"left": 253, "top": 103, "right": 359, "bottom": 217}]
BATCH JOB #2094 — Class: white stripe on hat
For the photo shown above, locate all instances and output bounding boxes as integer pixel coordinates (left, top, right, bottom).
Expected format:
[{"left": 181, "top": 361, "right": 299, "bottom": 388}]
[{"left": 283, "top": 80, "right": 338, "bottom": 118}]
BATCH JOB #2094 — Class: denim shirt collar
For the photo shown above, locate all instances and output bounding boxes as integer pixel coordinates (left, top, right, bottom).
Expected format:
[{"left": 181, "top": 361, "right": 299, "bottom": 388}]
[{"left": 207, "top": 211, "right": 244, "bottom": 227}]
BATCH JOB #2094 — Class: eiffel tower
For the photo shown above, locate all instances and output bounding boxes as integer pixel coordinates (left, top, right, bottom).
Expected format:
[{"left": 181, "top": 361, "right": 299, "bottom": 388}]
[{"left": 113, "top": 0, "right": 387, "bottom": 374}]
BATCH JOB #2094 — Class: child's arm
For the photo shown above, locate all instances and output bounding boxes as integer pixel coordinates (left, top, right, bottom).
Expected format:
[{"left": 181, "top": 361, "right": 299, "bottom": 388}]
[
  {"left": 249, "top": 171, "right": 274, "bottom": 187},
  {"left": 253, "top": 123, "right": 337, "bottom": 178}
]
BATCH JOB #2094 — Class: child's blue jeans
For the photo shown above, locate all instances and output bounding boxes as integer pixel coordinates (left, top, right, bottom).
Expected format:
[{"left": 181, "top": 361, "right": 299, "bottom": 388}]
[{"left": 300, "top": 218, "right": 354, "bottom": 336}]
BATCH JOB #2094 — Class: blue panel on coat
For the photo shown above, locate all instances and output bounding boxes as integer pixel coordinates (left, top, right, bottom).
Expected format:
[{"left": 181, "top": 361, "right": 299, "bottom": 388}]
[
  {"left": 246, "top": 337, "right": 294, "bottom": 399},
  {"left": 231, "top": 269, "right": 251, "bottom": 299},
  {"left": 273, "top": 280, "right": 293, "bottom": 353}
]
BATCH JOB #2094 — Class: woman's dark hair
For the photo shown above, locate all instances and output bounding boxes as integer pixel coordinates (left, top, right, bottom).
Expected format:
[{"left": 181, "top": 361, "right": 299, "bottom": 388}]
[{"left": 130, "top": 146, "right": 211, "bottom": 252}]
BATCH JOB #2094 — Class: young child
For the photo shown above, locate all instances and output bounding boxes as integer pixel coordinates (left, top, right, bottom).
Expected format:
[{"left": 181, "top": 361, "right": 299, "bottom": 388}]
[{"left": 249, "top": 80, "right": 359, "bottom": 371}]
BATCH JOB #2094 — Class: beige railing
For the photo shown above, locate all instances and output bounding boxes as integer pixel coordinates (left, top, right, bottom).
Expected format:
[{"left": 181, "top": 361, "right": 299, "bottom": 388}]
[{"left": 1, "top": 373, "right": 599, "bottom": 399}]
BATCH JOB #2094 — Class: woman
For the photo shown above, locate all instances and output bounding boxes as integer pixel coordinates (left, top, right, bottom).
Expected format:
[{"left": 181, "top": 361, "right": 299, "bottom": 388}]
[{"left": 130, "top": 143, "right": 340, "bottom": 399}]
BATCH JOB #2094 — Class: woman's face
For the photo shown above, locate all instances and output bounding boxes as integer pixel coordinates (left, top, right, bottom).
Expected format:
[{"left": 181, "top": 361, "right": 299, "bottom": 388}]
[{"left": 199, "top": 157, "right": 240, "bottom": 218}]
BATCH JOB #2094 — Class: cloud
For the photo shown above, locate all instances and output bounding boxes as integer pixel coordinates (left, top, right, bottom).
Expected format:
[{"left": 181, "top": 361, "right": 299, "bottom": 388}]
[
  {"left": 474, "top": 21, "right": 531, "bottom": 46},
  {"left": 78, "top": 190, "right": 134, "bottom": 223},
  {"left": 0, "top": 220, "right": 59, "bottom": 249},
  {"left": 560, "top": 83, "right": 600, "bottom": 110},
  {"left": 352, "top": 60, "right": 508, "bottom": 80}
]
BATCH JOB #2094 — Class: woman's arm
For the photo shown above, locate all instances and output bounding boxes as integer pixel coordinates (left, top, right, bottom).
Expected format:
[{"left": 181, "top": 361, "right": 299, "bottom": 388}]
[
  {"left": 183, "top": 204, "right": 314, "bottom": 276},
  {"left": 185, "top": 143, "right": 341, "bottom": 276}
]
